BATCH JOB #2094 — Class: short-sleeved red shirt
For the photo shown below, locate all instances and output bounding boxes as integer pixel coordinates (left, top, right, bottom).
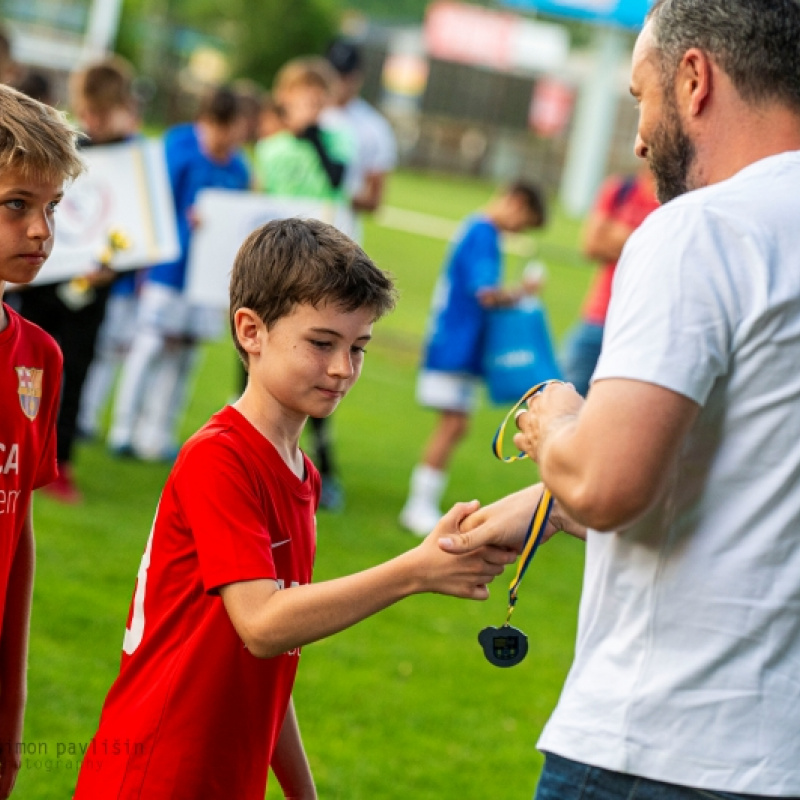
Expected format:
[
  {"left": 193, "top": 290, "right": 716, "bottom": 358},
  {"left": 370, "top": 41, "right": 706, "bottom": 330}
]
[
  {"left": 582, "top": 175, "right": 660, "bottom": 325},
  {"left": 74, "top": 406, "right": 319, "bottom": 800},
  {"left": 0, "top": 303, "right": 60, "bottom": 628}
]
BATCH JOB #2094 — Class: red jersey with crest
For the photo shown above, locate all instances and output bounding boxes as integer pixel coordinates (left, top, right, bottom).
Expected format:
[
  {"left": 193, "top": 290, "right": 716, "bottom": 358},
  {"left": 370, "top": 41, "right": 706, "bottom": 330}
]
[
  {"left": 0, "top": 303, "right": 60, "bottom": 629},
  {"left": 74, "top": 405, "right": 319, "bottom": 800}
]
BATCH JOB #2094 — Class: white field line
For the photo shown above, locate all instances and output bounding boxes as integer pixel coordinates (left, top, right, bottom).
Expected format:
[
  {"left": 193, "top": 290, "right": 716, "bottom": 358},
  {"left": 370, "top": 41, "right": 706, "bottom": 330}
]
[{"left": 375, "top": 206, "right": 537, "bottom": 257}]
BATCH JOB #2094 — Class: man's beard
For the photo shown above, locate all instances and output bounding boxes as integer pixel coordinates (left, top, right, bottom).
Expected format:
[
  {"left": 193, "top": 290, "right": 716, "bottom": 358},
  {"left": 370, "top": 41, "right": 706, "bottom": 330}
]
[{"left": 648, "top": 97, "right": 696, "bottom": 204}]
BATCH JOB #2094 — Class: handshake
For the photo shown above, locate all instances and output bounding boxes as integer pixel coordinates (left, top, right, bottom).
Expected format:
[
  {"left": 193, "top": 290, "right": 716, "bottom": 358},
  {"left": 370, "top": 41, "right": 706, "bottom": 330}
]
[{"left": 404, "top": 484, "right": 586, "bottom": 603}]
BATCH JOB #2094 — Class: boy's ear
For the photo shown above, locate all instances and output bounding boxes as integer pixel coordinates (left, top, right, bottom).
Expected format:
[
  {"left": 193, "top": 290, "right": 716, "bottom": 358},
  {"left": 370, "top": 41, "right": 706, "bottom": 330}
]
[{"left": 234, "top": 308, "right": 264, "bottom": 356}]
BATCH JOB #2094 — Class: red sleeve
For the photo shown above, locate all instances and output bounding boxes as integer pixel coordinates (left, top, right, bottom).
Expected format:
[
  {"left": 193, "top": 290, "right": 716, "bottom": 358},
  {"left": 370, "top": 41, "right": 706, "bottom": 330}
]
[
  {"left": 171, "top": 437, "right": 278, "bottom": 593},
  {"left": 32, "top": 339, "right": 62, "bottom": 490},
  {"left": 593, "top": 176, "right": 627, "bottom": 216}
]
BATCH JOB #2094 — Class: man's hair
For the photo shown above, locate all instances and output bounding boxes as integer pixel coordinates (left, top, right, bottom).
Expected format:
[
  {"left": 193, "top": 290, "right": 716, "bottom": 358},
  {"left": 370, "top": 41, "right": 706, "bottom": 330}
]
[
  {"left": 70, "top": 56, "right": 136, "bottom": 114},
  {"left": 229, "top": 218, "right": 396, "bottom": 367},
  {"left": 508, "top": 180, "right": 548, "bottom": 226},
  {"left": 197, "top": 86, "right": 242, "bottom": 126},
  {"left": 273, "top": 57, "right": 337, "bottom": 97},
  {"left": 647, "top": 0, "right": 800, "bottom": 112},
  {"left": 0, "top": 83, "right": 84, "bottom": 183}
]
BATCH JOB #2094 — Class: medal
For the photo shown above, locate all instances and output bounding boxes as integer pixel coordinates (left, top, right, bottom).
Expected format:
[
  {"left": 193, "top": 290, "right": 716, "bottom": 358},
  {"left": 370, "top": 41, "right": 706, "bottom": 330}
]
[
  {"left": 479, "top": 624, "right": 528, "bottom": 668},
  {"left": 480, "top": 381, "right": 560, "bottom": 668}
]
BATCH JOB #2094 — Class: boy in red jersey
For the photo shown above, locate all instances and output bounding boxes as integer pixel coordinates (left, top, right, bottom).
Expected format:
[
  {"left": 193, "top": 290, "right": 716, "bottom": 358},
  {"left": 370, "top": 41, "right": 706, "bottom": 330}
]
[
  {"left": 0, "top": 84, "right": 83, "bottom": 796},
  {"left": 74, "top": 218, "right": 514, "bottom": 800}
]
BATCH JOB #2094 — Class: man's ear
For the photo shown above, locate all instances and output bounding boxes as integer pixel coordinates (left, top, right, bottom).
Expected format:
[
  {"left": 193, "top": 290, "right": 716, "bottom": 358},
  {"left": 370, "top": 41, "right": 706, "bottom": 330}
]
[
  {"left": 234, "top": 308, "right": 264, "bottom": 357},
  {"left": 677, "top": 47, "right": 713, "bottom": 118}
]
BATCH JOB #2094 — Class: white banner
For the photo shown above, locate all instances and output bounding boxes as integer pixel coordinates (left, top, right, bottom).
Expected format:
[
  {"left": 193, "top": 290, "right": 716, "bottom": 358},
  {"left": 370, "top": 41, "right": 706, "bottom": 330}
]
[
  {"left": 185, "top": 189, "right": 357, "bottom": 309},
  {"left": 30, "top": 138, "right": 179, "bottom": 285}
]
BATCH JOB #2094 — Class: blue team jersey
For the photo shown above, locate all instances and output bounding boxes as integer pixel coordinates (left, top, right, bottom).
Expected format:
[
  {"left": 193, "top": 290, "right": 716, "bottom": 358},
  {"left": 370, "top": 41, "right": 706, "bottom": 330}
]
[
  {"left": 422, "top": 215, "right": 501, "bottom": 376},
  {"left": 147, "top": 123, "right": 250, "bottom": 290}
]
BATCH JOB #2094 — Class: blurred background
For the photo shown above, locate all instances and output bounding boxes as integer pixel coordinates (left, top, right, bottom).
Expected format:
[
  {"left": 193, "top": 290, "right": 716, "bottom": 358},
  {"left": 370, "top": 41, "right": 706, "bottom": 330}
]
[{"left": 1, "top": 0, "right": 648, "bottom": 214}]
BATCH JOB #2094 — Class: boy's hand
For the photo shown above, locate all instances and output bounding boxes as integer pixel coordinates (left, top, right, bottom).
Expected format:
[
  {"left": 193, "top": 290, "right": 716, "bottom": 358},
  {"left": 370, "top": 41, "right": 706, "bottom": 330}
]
[{"left": 412, "top": 501, "right": 517, "bottom": 600}]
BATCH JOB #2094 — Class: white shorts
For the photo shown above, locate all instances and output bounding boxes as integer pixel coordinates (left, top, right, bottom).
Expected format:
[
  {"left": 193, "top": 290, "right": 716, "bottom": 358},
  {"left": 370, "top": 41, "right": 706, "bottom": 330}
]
[
  {"left": 416, "top": 370, "right": 481, "bottom": 413},
  {"left": 101, "top": 294, "right": 139, "bottom": 350},
  {"left": 137, "top": 282, "right": 225, "bottom": 341}
]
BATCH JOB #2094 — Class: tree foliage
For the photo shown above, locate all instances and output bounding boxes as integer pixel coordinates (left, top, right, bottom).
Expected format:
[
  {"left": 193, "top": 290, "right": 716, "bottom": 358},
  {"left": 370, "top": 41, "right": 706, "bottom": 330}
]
[
  {"left": 116, "top": 0, "right": 339, "bottom": 89},
  {"left": 234, "top": 0, "right": 339, "bottom": 87}
]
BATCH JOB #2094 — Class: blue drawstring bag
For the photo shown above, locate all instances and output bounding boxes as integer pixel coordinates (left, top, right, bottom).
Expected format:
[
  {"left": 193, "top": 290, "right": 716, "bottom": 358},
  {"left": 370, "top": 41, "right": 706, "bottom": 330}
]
[{"left": 482, "top": 298, "right": 562, "bottom": 405}]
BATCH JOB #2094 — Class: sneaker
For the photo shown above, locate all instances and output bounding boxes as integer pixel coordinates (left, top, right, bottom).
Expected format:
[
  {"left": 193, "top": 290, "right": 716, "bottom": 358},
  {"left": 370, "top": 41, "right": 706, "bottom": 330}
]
[
  {"left": 318, "top": 477, "right": 345, "bottom": 512},
  {"left": 41, "top": 463, "right": 83, "bottom": 504},
  {"left": 109, "top": 442, "right": 137, "bottom": 459},
  {"left": 398, "top": 500, "right": 441, "bottom": 537}
]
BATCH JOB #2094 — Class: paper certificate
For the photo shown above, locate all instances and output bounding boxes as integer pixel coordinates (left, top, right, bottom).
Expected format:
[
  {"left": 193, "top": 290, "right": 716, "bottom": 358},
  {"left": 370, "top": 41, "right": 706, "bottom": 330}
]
[
  {"left": 30, "top": 138, "right": 180, "bottom": 285},
  {"left": 185, "top": 189, "right": 357, "bottom": 308}
]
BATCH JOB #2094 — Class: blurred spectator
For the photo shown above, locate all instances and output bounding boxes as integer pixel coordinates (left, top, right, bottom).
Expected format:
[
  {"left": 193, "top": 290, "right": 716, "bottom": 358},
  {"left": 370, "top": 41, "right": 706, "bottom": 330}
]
[
  {"left": 258, "top": 92, "right": 286, "bottom": 140},
  {"left": 322, "top": 38, "right": 398, "bottom": 225},
  {"left": 255, "top": 56, "right": 353, "bottom": 511},
  {"left": 560, "top": 164, "right": 659, "bottom": 396},
  {"left": 232, "top": 78, "right": 264, "bottom": 148},
  {"left": 254, "top": 56, "right": 351, "bottom": 202},
  {"left": 107, "top": 86, "right": 250, "bottom": 461},
  {"left": 0, "top": 25, "right": 19, "bottom": 85},
  {"left": 12, "top": 69, "right": 54, "bottom": 105},
  {"left": 17, "top": 56, "right": 141, "bottom": 503},
  {"left": 399, "top": 182, "right": 547, "bottom": 537}
]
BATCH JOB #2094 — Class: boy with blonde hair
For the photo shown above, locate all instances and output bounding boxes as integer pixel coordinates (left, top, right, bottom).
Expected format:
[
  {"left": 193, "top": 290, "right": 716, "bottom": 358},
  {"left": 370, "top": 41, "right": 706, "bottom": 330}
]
[
  {"left": 74, "top": 218, "right": 512, "bottom": 800},
  {"left": 0, "top": 83, "right": 83, "bottom": 796}
]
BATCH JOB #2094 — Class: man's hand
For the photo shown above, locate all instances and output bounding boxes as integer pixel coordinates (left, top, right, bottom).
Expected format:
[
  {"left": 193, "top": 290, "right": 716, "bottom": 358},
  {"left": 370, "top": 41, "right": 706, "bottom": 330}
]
[
  {"left": 438, "top": 485, "right": 586, "bottom": 557},
  {"left": 513, "top": 382, "right": 584, "bottom": 463},
  {"left": 413, "top": 501, "right": 517, "bottom": 599}
]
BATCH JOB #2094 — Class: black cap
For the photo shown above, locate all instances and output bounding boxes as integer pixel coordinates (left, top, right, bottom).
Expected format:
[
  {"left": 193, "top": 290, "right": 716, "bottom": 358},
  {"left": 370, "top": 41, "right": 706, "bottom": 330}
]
[{"left": 325, "top": 38, "right": 362, "bottom": 76}]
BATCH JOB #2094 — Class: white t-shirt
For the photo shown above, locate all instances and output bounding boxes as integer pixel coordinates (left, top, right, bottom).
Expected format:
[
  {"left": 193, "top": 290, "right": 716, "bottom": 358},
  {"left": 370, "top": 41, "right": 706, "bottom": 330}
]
[
  {"left": 322, "top": 97, "right": 397, "bottom": 199},
  {"left": 538, "top": 151, "right": 800, "bottom": 796}
]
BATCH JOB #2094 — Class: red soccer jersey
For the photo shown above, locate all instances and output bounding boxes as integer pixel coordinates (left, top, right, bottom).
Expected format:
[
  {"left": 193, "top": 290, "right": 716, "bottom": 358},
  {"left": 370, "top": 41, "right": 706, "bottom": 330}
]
[
  {"left": 0, "top": 303, "right": 60, "bottom": 628},
  {"left": 74, "top": 406, "right": 319, "bottom": 800},
  {"left": 582, "top": 175, "right": 660, "bottom": 325}
]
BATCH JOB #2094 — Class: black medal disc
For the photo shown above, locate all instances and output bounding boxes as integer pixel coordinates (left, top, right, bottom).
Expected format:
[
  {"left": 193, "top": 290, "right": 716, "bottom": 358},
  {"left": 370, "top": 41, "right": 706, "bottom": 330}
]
[{"left": 479, "top": 624, "right": 528, "bottom": 667}]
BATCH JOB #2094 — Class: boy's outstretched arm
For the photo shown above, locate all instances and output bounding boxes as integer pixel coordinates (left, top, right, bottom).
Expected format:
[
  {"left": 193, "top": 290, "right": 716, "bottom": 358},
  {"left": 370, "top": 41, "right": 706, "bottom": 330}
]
[
  {"left": 271, "top": 697, "right": 316, "bottom": 800},
  {"left": 0, "top": 508, "right": 35, "bottom": 799},
  {"left": 219, "top": 502, "right": 515, "bottom": 659}
]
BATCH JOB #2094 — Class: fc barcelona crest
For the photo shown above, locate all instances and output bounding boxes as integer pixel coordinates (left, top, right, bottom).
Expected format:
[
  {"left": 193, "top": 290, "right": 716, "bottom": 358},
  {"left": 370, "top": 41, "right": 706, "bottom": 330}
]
[{"left": 16, "top": 367, "right": 44, "bottom": 421}]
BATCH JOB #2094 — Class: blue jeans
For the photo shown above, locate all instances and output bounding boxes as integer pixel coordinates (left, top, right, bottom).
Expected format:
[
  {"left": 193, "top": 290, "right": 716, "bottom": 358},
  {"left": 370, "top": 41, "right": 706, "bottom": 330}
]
[
  {"left": 535, "top": 753, "right": 789, "bottom": 800},
  {"left": 559, "top": 321, "right": 605, "bottom": 397}
]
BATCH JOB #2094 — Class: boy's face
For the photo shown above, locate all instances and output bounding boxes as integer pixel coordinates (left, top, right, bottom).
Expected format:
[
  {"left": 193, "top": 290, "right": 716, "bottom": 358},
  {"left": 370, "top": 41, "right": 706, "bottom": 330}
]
[
  {"left": 277, "top": 85, "right": 328, "bottom": 133},
  {"left": 76, "top": 104, "right": 137, "bottom": 144},
  {"left": 199, "top": 118, "right": 246, "bottom": 162},
  {"left": 248, "top": 301, "right": 374, "bottom": 421},
  {"left": 0, "top": 168, "right": 63, "bottom": 288},
  {"left": 497, "top": 194, "right": 541, "bottom": 234}
]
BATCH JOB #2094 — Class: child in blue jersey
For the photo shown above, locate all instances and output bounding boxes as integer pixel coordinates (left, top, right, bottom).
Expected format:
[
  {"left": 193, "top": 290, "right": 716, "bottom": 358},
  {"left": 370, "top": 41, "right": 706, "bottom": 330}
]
[
  {"left": 399, "top": 182, "right": 547, "bottom": 536},
  {"left": 108, "top": 86, "right": 250, "bottom": 461}
]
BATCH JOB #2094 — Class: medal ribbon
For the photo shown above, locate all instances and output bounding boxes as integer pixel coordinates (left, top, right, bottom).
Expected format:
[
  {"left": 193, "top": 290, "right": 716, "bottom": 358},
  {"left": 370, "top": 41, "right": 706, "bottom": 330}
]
[{"left": 491, "top": 380, "right": 562, "bottom": 625}]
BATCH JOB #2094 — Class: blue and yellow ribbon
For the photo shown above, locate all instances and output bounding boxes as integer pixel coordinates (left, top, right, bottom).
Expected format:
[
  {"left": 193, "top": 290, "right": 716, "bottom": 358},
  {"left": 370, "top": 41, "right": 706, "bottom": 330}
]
[{"left": 491, "top": 380, "right": 562, "bottom": 624}]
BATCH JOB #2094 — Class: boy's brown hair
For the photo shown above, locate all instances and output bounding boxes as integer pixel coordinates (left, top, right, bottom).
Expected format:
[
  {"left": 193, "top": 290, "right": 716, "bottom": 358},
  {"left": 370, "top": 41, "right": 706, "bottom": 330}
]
[
  {"left": 273, "top": 56, "right": 338, "bottom": 98},
  {"left": 197, "top": 86, "right": 242, "bottom": 126},
  {"left": 507, "top": 180, "right": 548, "bottom": 227},
  {"left": 69, "top": 56, "right": 136, "bottom": 115},
  {"left": 0, "top": 83, "right": 83, "bottom": 182},
  {"left": 229, "top": 218, "right": 396, "bottom": 367}
]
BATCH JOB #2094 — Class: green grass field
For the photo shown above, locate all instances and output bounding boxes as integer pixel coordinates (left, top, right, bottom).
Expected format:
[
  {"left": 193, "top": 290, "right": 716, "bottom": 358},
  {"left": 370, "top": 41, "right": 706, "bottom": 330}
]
[{"left": 20, "top": 170, "right": 594, "bottom": 799}]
